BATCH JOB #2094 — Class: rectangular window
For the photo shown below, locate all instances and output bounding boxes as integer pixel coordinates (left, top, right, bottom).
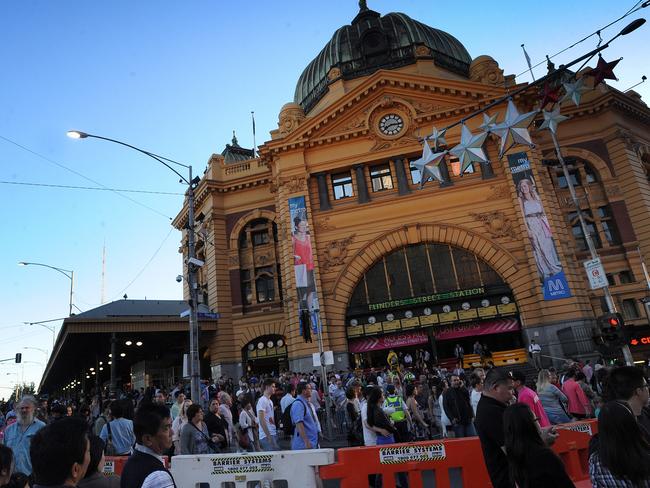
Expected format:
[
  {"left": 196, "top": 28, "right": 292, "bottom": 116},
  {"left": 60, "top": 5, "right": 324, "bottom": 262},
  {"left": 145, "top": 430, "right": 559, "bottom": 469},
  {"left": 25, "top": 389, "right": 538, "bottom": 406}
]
[
  {"left": 385, "top": 249, "right": 411, "bottom": 300},
  {"left": 331, "top": 172, "right": 354, "bottom": 200},
  {"left": 252, "top": 230, "right": 269, "bottom": 246},
  {"left": 409, "top": 160, "right": 422, "bottom": 185},
  {"left": 557, "top": 169, "right": 581, "bottom": 189},
  {"left": 255, "top": 266, "right": 275, "bottom": 303},
  {"left": 606, "top": 274, "right": 616, "bottom": 286},
  {"left": 240, "top": 270, "right": 252, "bottom": 305},
  {"left": 366, "top": 260, "right": 389, "bottom": 303},
  {"left": 619, "top": 270, "right": 634, "bottom": 284},
  {"left": 621, "top": 298, "right": 640, "bottom": 319},
  {"left": 405, "top": 245, "right": 435, "bottom": 295},
  {"left": 370, "top": 164, "right": 394, "bottom": 192},
  {"left": 428, "top": 244, "right": 457, "bottom": 292},
  {"left": 568, "top": 211, "right": 601, "bottom": 250},
  {"left": 598, "top": 206, "right": 621, "bottom": 245},
  {"left": 449, "top": 156, "right": 475, "bottom": 177},
  {"left": 452, "top": 248, "right": 482, "bottom": 289}
]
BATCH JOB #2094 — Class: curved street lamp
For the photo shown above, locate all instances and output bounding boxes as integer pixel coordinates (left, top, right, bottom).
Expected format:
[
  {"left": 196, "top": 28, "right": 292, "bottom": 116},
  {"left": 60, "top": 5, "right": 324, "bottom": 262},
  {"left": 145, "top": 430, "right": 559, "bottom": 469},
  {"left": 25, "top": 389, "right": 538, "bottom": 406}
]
[
  {"left": 67, "top": 130, "right": 202, "bottom": 403},
  {"left": 18, "top": 261, "right": 74, "bottom": 316}
]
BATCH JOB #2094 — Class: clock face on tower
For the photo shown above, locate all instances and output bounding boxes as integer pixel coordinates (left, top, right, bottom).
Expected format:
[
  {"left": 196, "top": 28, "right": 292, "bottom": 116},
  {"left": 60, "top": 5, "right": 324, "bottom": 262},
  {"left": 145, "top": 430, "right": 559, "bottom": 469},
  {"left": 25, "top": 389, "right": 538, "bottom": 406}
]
[{"left": 378, "top": 113, "right": 404, "bottom": 136}]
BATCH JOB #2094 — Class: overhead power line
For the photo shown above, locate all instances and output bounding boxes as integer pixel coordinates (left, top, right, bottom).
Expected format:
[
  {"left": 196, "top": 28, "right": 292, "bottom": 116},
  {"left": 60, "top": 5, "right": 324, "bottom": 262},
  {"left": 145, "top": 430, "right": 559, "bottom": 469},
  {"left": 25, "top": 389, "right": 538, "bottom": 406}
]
[
  {"left": 0, "top": 180, "right": 184, "bottom": 196},
  {"left": 0, "top": 134, "right": 175, "bottom": 220},
  {"left": 514, "top": 0, "right": 648, "bottom": 81}
]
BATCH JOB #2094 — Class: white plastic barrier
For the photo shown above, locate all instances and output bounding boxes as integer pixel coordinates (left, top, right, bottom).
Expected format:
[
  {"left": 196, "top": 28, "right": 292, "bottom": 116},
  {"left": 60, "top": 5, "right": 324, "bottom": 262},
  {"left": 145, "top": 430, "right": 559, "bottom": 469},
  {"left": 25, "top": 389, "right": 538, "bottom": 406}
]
[{"left": 170, "top": 449, "right": 335, "bottom": 487}]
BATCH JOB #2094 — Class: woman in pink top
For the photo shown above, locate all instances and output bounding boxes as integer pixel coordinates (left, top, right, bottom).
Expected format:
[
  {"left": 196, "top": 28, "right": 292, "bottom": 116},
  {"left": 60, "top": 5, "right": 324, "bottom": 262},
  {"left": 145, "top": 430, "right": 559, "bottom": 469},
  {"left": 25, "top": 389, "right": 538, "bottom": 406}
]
[
  {"left": 561, "top": 369, "right": 591, "bottom": 419},
  {"left": 512, "top": 370, "right": 551, "bottom": 428}
]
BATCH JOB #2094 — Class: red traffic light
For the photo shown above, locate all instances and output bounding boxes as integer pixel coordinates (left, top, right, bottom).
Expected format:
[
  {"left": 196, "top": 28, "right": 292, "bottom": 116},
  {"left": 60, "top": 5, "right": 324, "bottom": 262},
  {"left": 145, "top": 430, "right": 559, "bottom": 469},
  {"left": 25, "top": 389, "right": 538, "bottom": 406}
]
[{"left": 608, "top": 317, "right": 620, "bottom": 327}]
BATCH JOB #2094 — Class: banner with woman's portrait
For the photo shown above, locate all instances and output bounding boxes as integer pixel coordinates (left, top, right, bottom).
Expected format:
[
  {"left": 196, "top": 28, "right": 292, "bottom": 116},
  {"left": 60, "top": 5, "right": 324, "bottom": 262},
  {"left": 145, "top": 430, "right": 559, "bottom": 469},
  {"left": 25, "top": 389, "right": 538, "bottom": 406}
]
[
  {"left": 288, "top": 196, "right": 320, "bottom": 339},
  {"left": 507, "top": 152, "right": 572, "bottom": 300}
]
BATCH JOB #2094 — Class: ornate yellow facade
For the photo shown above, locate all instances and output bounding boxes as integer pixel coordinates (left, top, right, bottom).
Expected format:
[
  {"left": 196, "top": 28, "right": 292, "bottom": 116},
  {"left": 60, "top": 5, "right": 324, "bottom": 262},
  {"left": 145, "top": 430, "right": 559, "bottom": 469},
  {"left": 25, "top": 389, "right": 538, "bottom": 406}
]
[{"left": 174, "top": 7, "right": 650, "bottom": 377}]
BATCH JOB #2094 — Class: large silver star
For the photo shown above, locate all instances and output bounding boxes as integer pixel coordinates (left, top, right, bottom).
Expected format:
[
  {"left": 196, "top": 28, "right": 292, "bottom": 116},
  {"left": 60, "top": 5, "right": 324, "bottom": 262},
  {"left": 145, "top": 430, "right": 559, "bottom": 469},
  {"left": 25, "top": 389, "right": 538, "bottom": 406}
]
[
  {"left": 492, "top": 99, "right": 538, "bottom": 158},
  {"left": 560, "top": 78, "right": 589, "bottom": 107},
  {"left": 412, "top": 140, "right": 447, "bottom": 187},
  {"left": 479, "top": 113, "right": 498, "bottom": 133},
  {"left": 426, "top": 126, "right": 447, "bottom": 151},
  {"left": 450, "top": 124, "right": 488, "bottom": 174},
  {"left": 538, "top": 106, "right": 569, "bottom": 135}
]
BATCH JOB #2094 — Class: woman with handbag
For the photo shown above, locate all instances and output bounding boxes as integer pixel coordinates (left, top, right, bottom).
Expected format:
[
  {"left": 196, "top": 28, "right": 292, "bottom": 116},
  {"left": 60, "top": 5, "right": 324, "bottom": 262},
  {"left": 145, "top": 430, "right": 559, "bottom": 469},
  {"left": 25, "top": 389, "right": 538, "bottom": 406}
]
[
  {"left": 238, "top": 397, "right": 259, "bottom": 451},
  {"left": 180, "top": 404, "right": 219, "bottom": 455}
]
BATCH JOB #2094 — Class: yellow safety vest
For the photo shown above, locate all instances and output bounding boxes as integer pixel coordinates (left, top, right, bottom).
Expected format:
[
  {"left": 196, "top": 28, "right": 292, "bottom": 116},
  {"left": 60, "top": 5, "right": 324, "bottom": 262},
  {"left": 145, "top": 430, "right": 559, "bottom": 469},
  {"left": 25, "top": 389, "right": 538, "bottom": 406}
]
[{"left": 384, "top": 395, "right": 406, "bottom": 422}]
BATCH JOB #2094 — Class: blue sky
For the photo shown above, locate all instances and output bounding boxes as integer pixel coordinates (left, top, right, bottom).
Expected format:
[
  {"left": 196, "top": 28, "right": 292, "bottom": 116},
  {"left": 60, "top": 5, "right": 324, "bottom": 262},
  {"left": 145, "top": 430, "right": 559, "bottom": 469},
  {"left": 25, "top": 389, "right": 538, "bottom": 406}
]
[{"left": 1, "top": 1, "right": 648, "bottom": 393}]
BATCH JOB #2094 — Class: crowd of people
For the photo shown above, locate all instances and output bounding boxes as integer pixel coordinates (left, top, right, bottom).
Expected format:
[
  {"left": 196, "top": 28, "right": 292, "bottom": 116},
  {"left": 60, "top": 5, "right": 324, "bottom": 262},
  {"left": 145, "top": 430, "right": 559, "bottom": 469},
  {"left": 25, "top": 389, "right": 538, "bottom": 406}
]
[{"left": 0, "top": 354, "right": 646, "bottom": 487}]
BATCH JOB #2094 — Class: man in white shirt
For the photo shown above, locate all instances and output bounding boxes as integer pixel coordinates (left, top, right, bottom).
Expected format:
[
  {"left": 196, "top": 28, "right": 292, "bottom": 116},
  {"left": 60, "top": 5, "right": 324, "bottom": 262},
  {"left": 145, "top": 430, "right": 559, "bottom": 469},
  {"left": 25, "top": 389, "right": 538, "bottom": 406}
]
[
  {"left": 280, "top": 383, "right": 296, "bottom": 414},
  {"left": 528, "top": 339, "right": 542, "bottom": 370},
  {"left": 404, "top": 353, "right": 413, "bottom": 367},
  {"left": 257, "top": 378, "right": 279, "bottom": 451}
]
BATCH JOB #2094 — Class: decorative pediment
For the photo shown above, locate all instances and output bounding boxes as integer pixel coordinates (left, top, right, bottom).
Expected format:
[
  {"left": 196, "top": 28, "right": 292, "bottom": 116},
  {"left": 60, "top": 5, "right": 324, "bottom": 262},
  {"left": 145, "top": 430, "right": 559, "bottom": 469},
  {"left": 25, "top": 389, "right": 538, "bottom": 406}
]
[{"left": 263, "top": 70, "right": 504, "bottom": 153}]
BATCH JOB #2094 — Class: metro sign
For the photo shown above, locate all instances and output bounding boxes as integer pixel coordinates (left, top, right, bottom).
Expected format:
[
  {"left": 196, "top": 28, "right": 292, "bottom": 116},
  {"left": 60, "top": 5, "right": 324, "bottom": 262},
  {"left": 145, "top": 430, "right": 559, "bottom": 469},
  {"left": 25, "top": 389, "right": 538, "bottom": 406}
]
[{"left": 630, "top": 336, "right": 650, "bottom": 346}]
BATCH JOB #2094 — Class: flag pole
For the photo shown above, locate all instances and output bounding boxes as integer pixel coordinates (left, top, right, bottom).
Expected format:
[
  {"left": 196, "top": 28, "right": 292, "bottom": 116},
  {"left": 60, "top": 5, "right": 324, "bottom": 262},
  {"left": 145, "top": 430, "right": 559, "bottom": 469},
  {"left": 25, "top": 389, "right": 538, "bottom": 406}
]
[
  {"left": 251, "top": 111, "right": 256, "bottom": 158},
  {"left": 521, "top": 44, "right": 535, "bottom": 81}
]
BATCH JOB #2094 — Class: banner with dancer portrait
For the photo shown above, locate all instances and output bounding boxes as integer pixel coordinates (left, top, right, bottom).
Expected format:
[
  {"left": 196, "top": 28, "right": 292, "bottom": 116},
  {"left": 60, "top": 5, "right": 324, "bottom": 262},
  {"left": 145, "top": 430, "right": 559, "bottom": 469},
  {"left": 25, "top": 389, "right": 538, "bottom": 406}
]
[
  {"left": 507, "top": 152, "right": 572, "bottom": 301},
  {"left": 288, "top": 196, "right": 320, "bottom": 339}
]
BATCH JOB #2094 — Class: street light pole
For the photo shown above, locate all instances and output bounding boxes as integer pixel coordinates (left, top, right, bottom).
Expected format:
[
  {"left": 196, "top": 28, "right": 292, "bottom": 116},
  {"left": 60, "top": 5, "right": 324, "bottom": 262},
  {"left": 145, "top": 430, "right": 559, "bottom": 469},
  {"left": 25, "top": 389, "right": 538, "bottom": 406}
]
[
  {"left": 18, "top": 262, "right": 74, "bottom": 316},
  {"left": 549, "top": 131, "right": 634, "bottom": 365},
  {"left": 23, "top": 318, "right": 66, "bottom": 350},
  {"left": 67, "top": 130, "right": 202, "bottom": 403}
]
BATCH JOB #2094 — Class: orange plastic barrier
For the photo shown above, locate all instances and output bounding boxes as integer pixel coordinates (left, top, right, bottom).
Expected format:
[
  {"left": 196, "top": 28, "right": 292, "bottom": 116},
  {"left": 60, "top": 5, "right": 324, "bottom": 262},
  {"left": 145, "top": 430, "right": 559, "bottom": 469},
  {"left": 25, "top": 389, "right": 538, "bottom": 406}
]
[
  {"left": 320, "top": 438, "right": 491, "bottom": 488},
  {"left": 103, "top": 455, "right": 170, "bottom": 477},
  {"left": 319, "top": 420, "right": 598, "bottom": 488},
  {"left": 103, "top": 456, "right": 128, "bottom": 477},
  {"left": 552, "top": 419, "right": 598, "bottom": 483}
]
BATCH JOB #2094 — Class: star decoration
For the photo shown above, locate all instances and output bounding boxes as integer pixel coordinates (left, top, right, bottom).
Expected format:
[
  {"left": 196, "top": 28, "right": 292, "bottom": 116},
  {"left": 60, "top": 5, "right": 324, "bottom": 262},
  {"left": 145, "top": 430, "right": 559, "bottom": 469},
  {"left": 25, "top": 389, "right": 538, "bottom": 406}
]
[
  {"left": 538, "top": 82, "right": 562, "bottom": 109},
  {"left": 492, "top": 99, "right": 538, "bottom": 158},
  {"left": 561, "top": 78, "right": 589, "bottom": 107},
  {"left": 412, "top": 140, "right": 447, "bottom": 187},
  {"left": 586, "top": 55, "right": 620, "bottom": 86},
  {"left": 479, "top": 113, "right": 498, "bottom": 133},
  {"left": 538, "top": 106, "right": 569, "bottom": 135},
  {"left": 450, "top": 124, "right": 488, "bottom": 174},
  {"left": 426, "top": 126, "right": 447, "bottom": 151}
]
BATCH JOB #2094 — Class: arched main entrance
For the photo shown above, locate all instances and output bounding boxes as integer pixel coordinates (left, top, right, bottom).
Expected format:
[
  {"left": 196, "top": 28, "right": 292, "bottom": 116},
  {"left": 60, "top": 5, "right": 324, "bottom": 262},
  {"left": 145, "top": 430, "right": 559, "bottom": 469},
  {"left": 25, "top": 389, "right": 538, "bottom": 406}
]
[
  {"left": 243, "top": 335, "right": 288, "bottom": 376},
  {"left": 346, "top": 243, "right": 525, "bottom": 369}
]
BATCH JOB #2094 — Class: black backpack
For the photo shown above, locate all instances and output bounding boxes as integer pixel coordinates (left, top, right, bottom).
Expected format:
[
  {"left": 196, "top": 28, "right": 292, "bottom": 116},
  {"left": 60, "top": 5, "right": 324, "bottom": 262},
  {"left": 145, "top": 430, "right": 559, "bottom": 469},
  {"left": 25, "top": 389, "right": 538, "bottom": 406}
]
[{"left": 281, "top": 399, "right": 306, "bottom": 437}]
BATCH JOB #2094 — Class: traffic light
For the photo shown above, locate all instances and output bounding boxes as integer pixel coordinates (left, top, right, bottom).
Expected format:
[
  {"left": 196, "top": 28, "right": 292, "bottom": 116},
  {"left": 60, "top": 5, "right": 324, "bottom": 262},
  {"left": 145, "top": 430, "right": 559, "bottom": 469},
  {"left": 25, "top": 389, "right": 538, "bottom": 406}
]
[
  {"left": 598, "top": 313, "right": 624, "bottom": 343},
  {"left": 15, "top": 353, "right": 21, "bottom": 364}
]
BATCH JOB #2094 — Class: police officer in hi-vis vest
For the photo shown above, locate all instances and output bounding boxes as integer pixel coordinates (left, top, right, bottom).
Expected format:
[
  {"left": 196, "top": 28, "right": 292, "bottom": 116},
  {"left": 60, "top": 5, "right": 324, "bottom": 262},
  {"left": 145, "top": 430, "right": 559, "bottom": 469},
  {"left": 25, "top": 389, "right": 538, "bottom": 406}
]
[{"left": 383, "top": 384, "right": 412, "bottom": 442}]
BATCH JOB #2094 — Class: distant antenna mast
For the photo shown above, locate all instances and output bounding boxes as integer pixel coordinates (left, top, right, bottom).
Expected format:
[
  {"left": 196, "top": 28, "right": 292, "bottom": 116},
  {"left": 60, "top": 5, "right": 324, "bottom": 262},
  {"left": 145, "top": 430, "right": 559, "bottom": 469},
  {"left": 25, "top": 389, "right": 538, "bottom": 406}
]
[{"left": 101, "top": 240, "right": 106, "bottom": 304}]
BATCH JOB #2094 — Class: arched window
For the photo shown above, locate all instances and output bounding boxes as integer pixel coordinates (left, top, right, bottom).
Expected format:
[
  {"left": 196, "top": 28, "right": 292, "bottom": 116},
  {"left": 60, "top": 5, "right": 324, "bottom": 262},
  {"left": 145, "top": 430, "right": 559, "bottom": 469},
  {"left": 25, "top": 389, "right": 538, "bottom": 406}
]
[
  {"left": 237, "top": 219, "right": 282, "bottom": 309},
  {"left": 348, "top": 243, "right": 504, "bottom": 311}
]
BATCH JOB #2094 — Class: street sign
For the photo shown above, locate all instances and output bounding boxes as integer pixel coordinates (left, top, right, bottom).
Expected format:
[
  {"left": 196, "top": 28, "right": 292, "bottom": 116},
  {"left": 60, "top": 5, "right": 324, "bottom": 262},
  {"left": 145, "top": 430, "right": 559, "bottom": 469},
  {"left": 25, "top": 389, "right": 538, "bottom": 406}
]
[
  {"left": 312, "top": 350, "right": 334, "bottom": 367},
  {"left": 584, "top": 258, "right": 608, "bottom": 289},
  {"left": 198, "top": 312, "right": 220, "bottom": 319}
]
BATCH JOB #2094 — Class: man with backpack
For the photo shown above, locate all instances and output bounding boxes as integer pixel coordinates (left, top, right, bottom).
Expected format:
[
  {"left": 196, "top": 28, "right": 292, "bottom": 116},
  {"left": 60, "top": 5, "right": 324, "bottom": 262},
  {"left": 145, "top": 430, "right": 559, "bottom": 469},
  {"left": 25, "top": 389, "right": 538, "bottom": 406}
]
[{"left": 289, "top": 382, "right": 320, "bottom": 450}]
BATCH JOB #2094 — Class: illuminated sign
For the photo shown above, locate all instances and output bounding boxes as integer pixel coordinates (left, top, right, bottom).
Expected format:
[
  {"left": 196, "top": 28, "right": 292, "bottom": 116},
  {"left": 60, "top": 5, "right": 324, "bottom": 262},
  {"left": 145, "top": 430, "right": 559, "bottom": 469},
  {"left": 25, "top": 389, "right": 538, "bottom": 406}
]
[
  {"left": 630, "top": 336, "right": 650, "bottom": 346},
  {"left": 367, "top": 288, "right": 485, "bottom": 311}
]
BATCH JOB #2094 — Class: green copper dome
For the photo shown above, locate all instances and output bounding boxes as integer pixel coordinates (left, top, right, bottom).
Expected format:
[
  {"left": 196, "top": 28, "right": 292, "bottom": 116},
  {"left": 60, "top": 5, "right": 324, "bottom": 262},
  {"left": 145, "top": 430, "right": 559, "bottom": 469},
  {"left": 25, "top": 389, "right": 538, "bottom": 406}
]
[{"left": 294, "top": 7, "right": 472, "bottom": 114}]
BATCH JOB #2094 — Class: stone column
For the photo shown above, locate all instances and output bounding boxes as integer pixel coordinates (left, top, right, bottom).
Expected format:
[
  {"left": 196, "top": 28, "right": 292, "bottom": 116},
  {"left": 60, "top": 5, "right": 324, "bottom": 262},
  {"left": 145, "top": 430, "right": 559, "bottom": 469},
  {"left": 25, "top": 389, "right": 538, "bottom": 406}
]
[
  {"left": 314, "top": 172, "right": 332, "bottom": 211},
  {"left": 354, "top": 164, "right": 371, "bottom": 203},
  {"left": 393, "top": 158, "right": 412, "bottom": 195},
  {"left": 481, "top": 160, "right": 495, "bottom": 179},
  {"left": 439, "top": 160, "right": 454, "bottom": 187}
]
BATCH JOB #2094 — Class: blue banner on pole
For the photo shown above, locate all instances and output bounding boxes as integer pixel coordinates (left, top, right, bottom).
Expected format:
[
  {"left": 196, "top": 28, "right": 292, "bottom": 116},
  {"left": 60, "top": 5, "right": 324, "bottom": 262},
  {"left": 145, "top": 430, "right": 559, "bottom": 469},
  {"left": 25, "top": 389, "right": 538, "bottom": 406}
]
[{"left": 507, "top": 152, "right": 572, "bottom": 301}]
